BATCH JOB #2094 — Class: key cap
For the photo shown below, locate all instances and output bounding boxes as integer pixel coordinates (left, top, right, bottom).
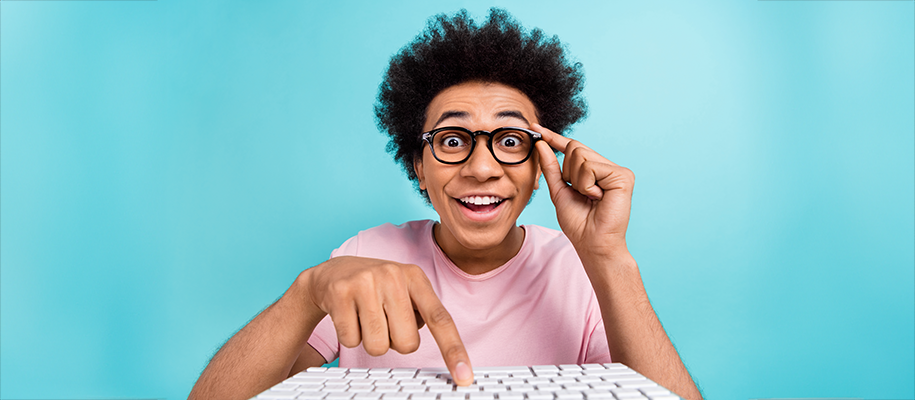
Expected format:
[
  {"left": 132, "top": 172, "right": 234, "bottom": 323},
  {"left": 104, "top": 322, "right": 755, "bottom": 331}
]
[
  {"left": 482, "top": 385, "right": 508, "bottom": 392},
  {"left": 497, "top": 392, "right": 524, "bottom": 400},
  {"left": 325, "top": 393, "right": 355, "bottom": 400},
  {"left": 474, "top": 366, "right": 532, "bottom": 374},
  {"left": 401, "top": 385, "right": 429, "bottom": 393},
  {"left": 581, "top": 389, "right": 613, "bottom": 399},
  {"left": 554, "top": 389, "right": 584, "bottom": 400},
  {"left": 524, "top": 391, "right": 553, "bottom": 400},
  {"left": 297, "top": 393, "right": 328, "bottom": 400},
  {"left": 639, "top": 388, "right": 670, "bottom": 396}
]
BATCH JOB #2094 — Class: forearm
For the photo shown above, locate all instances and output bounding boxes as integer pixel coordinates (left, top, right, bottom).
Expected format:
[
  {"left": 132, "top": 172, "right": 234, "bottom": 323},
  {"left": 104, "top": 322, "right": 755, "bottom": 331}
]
[
  {"left": 580, "top": 249, "right": 702, "bottom": 400},
  {"left": 189, "top": 270, "right": 325, "bottom": 400}
]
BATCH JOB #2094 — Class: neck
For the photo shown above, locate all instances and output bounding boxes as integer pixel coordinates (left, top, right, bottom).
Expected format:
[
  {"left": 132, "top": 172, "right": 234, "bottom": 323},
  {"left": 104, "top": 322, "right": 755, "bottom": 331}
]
[{"left": 432, "top": 223, "right": 526, "bottom": 275}]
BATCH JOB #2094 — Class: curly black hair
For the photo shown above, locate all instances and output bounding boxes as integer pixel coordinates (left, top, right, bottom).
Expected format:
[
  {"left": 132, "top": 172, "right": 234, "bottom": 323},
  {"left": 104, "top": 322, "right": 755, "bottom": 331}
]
[{"left": 374, "top": 8, "right": 587, "bottom": 200}]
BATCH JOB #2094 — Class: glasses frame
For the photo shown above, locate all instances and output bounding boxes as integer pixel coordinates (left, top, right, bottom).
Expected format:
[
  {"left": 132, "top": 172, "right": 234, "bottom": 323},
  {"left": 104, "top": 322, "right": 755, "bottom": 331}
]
[{"left": 420, "top": 126, "right": 542, "bottom": 165}]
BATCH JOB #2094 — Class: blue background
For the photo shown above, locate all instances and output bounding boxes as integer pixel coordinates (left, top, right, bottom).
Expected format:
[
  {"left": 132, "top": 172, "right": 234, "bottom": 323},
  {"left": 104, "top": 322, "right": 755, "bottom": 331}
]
[{"left": 1, "top": 1, "right": 913, "bottom": 399}]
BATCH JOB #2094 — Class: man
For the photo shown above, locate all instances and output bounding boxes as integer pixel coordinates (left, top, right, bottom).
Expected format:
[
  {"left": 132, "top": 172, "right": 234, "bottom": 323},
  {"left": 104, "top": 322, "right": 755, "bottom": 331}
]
[{"left": 189, "top": 9, "right": 702, "bottom": 400}]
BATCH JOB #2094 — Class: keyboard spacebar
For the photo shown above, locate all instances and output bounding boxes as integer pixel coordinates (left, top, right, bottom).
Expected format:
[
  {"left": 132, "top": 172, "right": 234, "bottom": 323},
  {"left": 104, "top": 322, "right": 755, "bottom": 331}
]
[{"left": 470, "top": 366, "right": 532, "bottom": 373}]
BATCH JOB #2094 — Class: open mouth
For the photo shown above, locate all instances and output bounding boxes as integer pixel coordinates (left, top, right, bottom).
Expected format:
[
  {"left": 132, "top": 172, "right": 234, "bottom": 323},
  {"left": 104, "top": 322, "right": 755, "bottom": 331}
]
[{"left": 457, "top": 196, "right": 505, "bottom": 213}]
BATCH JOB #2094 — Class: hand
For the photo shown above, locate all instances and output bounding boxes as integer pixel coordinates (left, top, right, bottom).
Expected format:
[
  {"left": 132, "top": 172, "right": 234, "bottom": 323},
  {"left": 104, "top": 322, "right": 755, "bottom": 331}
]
[
  {"left": 302, "top": 256, "right": 474, "bottom": 385},
  {"left": 533, "top": 124, "right": 635, "bottom": 259}
]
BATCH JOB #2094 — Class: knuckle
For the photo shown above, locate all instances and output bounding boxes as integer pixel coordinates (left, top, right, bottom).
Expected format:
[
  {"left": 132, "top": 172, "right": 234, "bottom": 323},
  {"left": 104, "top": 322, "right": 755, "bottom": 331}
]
[
  {"left": 363, "top": 345, "right": 389, "bottom": 357},
  {"left": 336, "top": 328, "right": 360, "bottom": 348},
  {"left": 393, "top": 337, "right": 421, "bottom": 354},
  {"left": 363, "top": 337, "right": 390, "bottom": 357},
  {"left": 441, "top": 344, "right": 467, "bottom": 361},
  {"left": 425, "top": 306, "right": 455, "bottom": 328}
]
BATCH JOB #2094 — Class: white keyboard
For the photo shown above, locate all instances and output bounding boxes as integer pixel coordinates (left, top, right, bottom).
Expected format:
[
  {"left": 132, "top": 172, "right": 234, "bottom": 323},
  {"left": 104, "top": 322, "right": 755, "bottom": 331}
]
[{"left": 253, "top": 363, "right": 682, "bottom": 400}]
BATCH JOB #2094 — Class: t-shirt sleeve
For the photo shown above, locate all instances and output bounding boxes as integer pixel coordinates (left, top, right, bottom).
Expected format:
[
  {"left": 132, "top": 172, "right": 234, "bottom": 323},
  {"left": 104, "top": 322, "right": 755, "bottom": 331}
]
[
  {"left": 584, "top": 313, "right": 612, "bottom": 364},
  {"left": 305, "top": 236, "right": 361, "bottom": 363}
]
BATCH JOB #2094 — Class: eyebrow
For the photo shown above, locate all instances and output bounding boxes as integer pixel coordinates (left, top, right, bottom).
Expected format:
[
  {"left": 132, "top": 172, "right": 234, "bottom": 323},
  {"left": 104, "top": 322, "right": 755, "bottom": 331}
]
[{"left": 432, "top": 110, "right": 530, "bottom": 128}]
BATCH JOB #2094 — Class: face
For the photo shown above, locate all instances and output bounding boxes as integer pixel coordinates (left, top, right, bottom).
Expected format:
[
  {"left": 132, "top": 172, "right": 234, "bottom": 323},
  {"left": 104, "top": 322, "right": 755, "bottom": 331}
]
[{"left": 414, "top": 81, "right": 541, "bottom": 254}]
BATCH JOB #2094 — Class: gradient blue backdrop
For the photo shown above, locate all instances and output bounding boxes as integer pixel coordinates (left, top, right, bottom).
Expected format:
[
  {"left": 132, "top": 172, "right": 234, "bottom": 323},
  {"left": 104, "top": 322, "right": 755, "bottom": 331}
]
[{"left": 1, "top": 1, "right": 913, "bottom": 399}]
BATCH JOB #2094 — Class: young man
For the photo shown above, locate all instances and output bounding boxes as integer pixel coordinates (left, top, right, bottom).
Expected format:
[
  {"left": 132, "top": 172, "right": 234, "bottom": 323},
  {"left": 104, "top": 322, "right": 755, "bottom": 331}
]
[{"left": 189, "top": 9, "right": 702, "bottom": 400}]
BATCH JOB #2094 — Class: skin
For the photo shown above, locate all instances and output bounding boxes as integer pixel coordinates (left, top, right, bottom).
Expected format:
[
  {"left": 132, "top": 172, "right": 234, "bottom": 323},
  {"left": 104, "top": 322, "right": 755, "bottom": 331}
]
[{"left": 188, "top": 81, "right": 703, "bottom": 400}]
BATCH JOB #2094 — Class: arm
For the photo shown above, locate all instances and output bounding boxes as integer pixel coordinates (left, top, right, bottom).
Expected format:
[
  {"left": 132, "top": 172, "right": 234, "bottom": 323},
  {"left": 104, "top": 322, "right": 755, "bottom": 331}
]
[
  {"left": 188, "top": 256, "right": 474, "bottom": 400},
  {"left": 533, "top": 124, "right": 702, "bottom": 400}
]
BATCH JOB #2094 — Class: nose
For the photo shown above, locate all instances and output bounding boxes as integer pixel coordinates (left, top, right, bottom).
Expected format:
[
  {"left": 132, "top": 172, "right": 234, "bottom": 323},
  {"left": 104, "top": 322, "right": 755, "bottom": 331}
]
[{"left": 460, "top": 136, "right": 504, "bottom": 182}]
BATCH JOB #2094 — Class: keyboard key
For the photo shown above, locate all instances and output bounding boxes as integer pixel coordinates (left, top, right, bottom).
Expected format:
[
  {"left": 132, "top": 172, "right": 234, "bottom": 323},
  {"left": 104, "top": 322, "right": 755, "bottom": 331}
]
[
  {"left": 508, "top": 384, "right": 534, "bottom": 392},
  {"left": 325, "top": 393, "right": 355, "bottom": 400},
  {"left": 354, "top": 394, "right": 382, "bottom": 400},
  {"left": 554, "top": 390, "right": 583, "bottom": 400},
  {"left": 561, "top": 383, "right": 589, "bottom": 391},
  {"left": 297, "top": 393, "right": 328, "bottom": 400},
  {"left": 533, "top": 384, "right": 561, "bottom": 392},
  {"left": 558, "top": 365, "right": 581, "bottom": 371},
  {"left": 469, "top": 393, "right": 495, "bottom": 400},
  {"left": 383, "top": 394, "right": 410, "bottom": 400},
  {"left": 475, "top": 366, "right": 532, "bottom": 374},
  {"left": 411, "top": 394, "right": 438, "bottom": 400},
  {"left": 401, "top": 385, "right": 429, "bottom": 393},
  {"left": 618, "top": 380, "right": 657, "bottom": 389},
  {"left": 482, "top": 385, "right": 508, "bottom": 392},
  {"left": 610, "top": 388, "right": 643, "bottom": 399},
  {"left": 581, "top": 389, "right": 613, "bottom": 399},
  {"left": 455, "top": 385, "right": 481, "bottom": 392},
  {"left": 524, "top": 390, "right": 554, "bottom": 400},
  {"left": 497, "top": 393, "right": 524, "bottom": 400},
  {"left": 587, "top": 382, "right": 616, "bottom": 390},
  {"left": 531, "top": 366, "right": 558, "bottom": 373},
  {"left": 638, "top": 388, "right": 670, "bottom": 396}
]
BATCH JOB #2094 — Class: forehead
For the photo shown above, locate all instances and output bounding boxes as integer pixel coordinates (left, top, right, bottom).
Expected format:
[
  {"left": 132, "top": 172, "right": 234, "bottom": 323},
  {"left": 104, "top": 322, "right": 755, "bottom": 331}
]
[{"left": 424, "top": 82, "right": 538, "bottom": 130}]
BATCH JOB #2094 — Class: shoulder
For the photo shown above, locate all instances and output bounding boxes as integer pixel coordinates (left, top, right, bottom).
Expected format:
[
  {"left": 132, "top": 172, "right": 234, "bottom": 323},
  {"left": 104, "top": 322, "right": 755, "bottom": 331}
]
[
  {"left": 523, "top": 224, "right": 575, "bottom": 251},
  {"left": 519, "top": 224, "right": 581, "bottom": 265},
  {"left": 332, "top": 220, "right": 434, "bottom": 258}
]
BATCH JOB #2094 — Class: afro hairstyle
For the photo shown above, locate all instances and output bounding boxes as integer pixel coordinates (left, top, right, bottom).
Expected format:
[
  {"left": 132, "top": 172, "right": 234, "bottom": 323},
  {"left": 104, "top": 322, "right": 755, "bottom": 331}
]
[{"left": 374, "top": 8, "right": 587, "bottom": 201}]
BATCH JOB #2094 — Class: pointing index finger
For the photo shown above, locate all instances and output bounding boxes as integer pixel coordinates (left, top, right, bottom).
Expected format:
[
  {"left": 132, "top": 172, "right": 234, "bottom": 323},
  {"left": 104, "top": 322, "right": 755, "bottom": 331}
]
[{"left": 407, "top": 268, "right": 474, "bottom": 386}]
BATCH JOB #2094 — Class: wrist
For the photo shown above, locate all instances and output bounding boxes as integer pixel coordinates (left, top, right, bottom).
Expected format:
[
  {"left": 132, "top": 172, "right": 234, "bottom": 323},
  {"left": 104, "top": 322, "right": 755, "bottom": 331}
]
[{"left": 282, "top": 267, "right": 327, "bottom": 328}]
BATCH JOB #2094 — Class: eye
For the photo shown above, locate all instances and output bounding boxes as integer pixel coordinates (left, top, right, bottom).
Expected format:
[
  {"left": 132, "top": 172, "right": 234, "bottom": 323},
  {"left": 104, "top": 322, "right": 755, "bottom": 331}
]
[
  {"left": 497, "top": 134, "right": 523, "bottom": 148},
  {"left": 442, "top": 135, "right": 466, "bottom": 148}
]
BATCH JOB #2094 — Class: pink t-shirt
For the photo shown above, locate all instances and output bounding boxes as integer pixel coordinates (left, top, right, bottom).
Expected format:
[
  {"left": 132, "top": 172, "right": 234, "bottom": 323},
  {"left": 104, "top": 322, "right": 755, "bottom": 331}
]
[{"left": 307, "top": 220, "right": 611, "bottom": 368}]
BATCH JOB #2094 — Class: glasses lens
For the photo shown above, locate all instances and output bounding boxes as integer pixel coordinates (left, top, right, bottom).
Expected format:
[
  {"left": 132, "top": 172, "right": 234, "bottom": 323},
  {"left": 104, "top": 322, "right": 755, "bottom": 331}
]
[
  {"left": 431, "top": 129, "right": 474, "bottom": 163},
  {"left": 492, "top": 129, "right": 533, "bottom": 163}
]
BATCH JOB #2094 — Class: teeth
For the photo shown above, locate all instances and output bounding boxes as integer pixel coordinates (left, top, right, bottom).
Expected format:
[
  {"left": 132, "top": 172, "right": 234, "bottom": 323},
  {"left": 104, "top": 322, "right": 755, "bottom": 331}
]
[{"left": 460, "top": 196, "right": 503, "bottom": 206}]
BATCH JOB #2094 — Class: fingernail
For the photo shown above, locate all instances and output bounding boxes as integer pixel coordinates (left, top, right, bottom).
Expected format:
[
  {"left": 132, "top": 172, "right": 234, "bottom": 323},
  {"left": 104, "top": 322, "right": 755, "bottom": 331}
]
[{"left": 455, "top": 361, "right": 472, "bottom": 384}]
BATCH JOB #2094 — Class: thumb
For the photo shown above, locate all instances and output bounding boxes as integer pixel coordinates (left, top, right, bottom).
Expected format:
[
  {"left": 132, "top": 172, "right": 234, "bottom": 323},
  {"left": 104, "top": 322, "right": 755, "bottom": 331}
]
[{"left": 536, "top": 140, "right": 566, "bottom": 201}]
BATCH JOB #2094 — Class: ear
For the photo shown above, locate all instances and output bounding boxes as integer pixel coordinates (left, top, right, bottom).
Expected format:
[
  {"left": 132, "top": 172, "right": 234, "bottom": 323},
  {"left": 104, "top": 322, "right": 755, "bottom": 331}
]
[
  {"left": 413, "top": 155, "right": 426, "bottom": 191},
  {"left": 534, "top": 164, "right": 542, "bottom": 190}
]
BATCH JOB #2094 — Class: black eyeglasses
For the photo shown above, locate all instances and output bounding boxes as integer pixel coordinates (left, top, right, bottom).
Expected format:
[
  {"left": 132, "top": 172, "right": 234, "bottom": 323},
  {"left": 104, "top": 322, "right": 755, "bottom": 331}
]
[{"left": 420, "top": 126, "right": 542, "bottom": 165}]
